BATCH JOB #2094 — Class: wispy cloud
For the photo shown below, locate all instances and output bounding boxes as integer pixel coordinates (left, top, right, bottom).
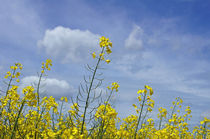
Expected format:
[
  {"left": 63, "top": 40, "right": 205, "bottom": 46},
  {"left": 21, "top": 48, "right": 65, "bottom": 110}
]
[
  {"left": 113, "top": 23, "right": 210, "bottom": 99},
  {"left": 125, "top": 25, "right": 144, "bottom": 50}
]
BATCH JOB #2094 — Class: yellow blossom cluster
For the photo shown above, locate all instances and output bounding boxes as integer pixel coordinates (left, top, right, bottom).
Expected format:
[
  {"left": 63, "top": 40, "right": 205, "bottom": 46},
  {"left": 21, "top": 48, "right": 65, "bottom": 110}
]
[
  {"left": 107, "top": 82, "right": 120, "bottom": 92},
  {"left": 41, "top": 59, "right": 52, "bottom": 73},
  {"left": 158, "top": 107, "right": 167, "bottom": 118},
  {"left": 92, "top": 36, "right": 112, "bottom": 64},
  {"left": 4, "top": 63, "right": 22, "bottom": 83},
  {"left": 93, "top": 104, "right": 118, "bottom": 138}
]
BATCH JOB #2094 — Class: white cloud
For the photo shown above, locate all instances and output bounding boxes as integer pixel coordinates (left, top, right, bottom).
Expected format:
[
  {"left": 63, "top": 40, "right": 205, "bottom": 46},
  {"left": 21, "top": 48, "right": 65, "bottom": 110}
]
[
  {"left": 20, "top": 76, "right": 76, "bottom": 99},
  {"left": 38, "top": 26, "right": 100, "bottom": 63},
  {"left": 125, "top": 25, "right": 144, "bottom": 50}
]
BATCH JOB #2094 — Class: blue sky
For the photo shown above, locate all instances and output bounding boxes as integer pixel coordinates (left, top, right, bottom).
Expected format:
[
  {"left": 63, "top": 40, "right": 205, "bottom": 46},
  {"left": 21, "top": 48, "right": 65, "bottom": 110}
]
[{"left": 0, "top": 0, "right": 210, "bottom": 127}]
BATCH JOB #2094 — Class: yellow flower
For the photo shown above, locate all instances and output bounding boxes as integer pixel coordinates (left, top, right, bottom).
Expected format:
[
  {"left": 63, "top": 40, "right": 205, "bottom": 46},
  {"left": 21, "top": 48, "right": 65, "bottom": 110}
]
[
  {"left": 42, "top": 59, "right": 52, "bottom": 71},
  {"left": 46, "top": 59, "right": 52, "bottom": 66},
  {"left": 111, "top": 82, "right": 120, "bottom": 92},
  {"left": 133, "top": 104, "right": 137, "bottom": 109},
  {"left": 10, "top": 66, "right": 14, "bottom": 70},
  {"left": 99, "top": 53, "right": 104, "bottom": 57},
  {"left": 99, "top": 36, "right": 112, "bottom": 48},
  {"left": 100, "top": 36, "right": 106, "bottom": 42},
  {"left": 92, "top": 52, "right": 96, "bottom": 59},
  {"left": 16, "top": 72, "right": 21, "bottom": 78},
  {"left": 64, "top": 97, "right": 68, "bottom": 102},
  {"left": 106, "top": 47, "right": 112, "bottom": 54},
  {"left": 109, "top": 42, "right": 112, "bottom": 47},
  {"left": 7, "top": 71, "right": 11, "bottom": 76},
  {"left": 106, "top": 59, "right": 110, "bottom": 64},
  {"left": 143, "top": 89, "right": 147, "bottom": 94},
  {"left": 61, "top": 97, "right": 64, "bottom": 101},
  {"left": 137, "top": 89, "right": 143, "bottom": 94},
  {"left": 137, "top": 96, "right": 141, "bottom": 101},
  {"left": 147, "top": 107, "right": 152, "bottom": 112},
  {"left": 101, "top": 56, "right": 105, "bottom": 60}
]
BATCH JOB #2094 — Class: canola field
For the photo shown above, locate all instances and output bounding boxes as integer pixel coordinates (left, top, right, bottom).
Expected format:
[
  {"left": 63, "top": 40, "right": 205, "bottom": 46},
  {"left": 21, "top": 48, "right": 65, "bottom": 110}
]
[{"left": 0, "top": 37, "right": 209, "bottom": 139}]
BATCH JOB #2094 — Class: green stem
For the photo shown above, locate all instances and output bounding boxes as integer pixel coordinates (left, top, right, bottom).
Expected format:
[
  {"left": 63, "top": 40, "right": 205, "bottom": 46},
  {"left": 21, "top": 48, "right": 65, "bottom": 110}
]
[
  {"left": 37, "top": 72, "right": 43, "bottom": 108},
  {"left": 98, "top": 90, "right": 114, "bottom": 138},
  {"left": 4, "top": 69, "right": 17, "bottom": 132},
  {"left": 10, "top": 100, "right": 25, "bottom": 139},
  {"left": 34, "top": 71, "right": 43, "bottom": 139},
  {"left": 203, "top": 122, "right": 207, "bottom": 139},
  {"left": 57, "top": 101, "right": 64, "bottom": 138},
  {"left": 52, "top": 109, "right": 55, "bottom": 131},
  {"left": 134, "top": 93, "right": 146, "bottom": 139},
  {"left": 168, "top": 99, "right": 179, "bottom": 136},
  {"left": 6, "top": 69, "right": 16, "bottom": 96},
  {"left": 158, "top": 116, "right": 163, "bottom": 130},
  {"left": 80, "top": 47, "right": 105, "bottom": 134},
  {"left": 34, "top": 106, "right": 46, "bottom": 139},
  {"left": 141, "top": 109, "right": 149, "bottom": 129}
]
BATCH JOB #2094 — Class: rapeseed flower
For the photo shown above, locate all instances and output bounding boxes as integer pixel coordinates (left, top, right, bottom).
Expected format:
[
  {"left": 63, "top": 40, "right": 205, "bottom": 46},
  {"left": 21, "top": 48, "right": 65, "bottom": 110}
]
[{"left": 0, "top": 37, "right": 209, "bottom": 139}]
